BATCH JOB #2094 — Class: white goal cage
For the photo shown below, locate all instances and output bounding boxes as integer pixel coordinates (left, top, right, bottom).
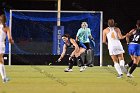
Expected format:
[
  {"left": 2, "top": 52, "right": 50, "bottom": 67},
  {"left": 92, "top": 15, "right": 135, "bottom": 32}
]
[{"left": 9, "top": 10, "right": 103, "bottom": 66}]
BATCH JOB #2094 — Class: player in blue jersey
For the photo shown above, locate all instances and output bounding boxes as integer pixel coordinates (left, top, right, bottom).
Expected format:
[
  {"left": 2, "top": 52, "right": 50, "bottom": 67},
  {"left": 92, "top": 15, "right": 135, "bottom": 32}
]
[
  {"left": 57, "top": 34, "right": 87, "bottom": 72},
  {"left": 126, "top": 20, "right": 140, "bottom": 77}
]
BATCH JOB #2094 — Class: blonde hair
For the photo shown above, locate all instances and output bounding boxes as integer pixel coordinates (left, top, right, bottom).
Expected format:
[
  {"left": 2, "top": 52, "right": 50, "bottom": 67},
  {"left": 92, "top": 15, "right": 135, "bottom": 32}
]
[{"left": 81, "top": 22, "right": 88, "bottom": 28}]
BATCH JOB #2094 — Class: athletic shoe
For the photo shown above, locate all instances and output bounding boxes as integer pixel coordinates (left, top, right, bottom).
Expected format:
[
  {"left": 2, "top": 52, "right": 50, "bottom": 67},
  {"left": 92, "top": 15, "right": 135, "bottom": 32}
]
[
  {"left": 88, "top": 64, "right": 94, "bottom": 67},
  {"left": 64, "top": 68, "right": 73, "bottom": 72},
  {"left": 84, "top": 66, "right": 87, "bottom": 69},
  {"left": 3, "top": 77, "right": 10, "bottom": 83},
  {"left": 80, "top": 66, "right": 86, "bottom": 72},
  {"left": 117, "top": 74, "right": 123, "bottom": 78},
  {"left": 127, "top": 73, "right": 134, "bottom": 78}
]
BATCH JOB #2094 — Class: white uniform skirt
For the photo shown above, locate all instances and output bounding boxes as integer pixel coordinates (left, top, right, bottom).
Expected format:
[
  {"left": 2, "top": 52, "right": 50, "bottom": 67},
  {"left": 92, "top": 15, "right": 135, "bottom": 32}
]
[
  {"left": 0, "top": 42, "right": 5, "bottom": 54},
  {"left": 108, "top": 40, "right": 124, "bottom": 55}
]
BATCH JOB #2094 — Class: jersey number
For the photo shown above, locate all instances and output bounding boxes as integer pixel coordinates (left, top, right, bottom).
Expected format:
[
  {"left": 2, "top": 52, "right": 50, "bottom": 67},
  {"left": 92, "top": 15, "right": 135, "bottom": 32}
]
[
  {"left": 111, "top": 32, "right": 116, "bottom": 39},
  {"left": 132, "top": 35, "right": 140, "bottom": 41}
]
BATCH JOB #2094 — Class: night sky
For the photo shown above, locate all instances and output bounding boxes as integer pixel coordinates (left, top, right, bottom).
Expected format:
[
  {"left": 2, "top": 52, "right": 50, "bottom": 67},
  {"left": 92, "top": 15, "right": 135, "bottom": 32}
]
[{"left": 0, "top": 0, "right": 140, "bottom": 33}]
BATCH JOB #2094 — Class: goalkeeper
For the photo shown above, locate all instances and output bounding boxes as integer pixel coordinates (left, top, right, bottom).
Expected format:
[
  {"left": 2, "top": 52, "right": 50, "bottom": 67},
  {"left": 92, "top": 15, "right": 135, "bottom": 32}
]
[{"left": 76, "top": 22, "right": 95, "bottom": 67}]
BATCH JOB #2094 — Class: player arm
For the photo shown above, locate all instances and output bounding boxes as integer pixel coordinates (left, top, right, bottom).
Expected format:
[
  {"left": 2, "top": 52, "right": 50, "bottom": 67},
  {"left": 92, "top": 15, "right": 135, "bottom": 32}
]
[
  {"left": 76, "top": 29, "right": 80, "bottom": 41},
  {"left": 126, "top": 36, "right": 130, "bottom": 44},
  {"left": 126, "top": 29, "right": 135, "bottom": 44},
  {"left": 76, "top": 36, "right": 78, "bottom": 41},
  {"left": 88, "top": 35, "right": 94, "bottom": 40},
  {"left": 58, "top": 44, "right": 67, "bottom": 61},
  {"left": 103, "top": 29, "right": 107, "bottom": 45},
  {"left": 88, "top": 29, "right": 94, "bottom": 40},
  {"left": 4, "top": 27, "right": 14, "bottom": 44},
  {"left": 117, "top": 28, "right": 126, "bottom": 39},
  {"left": 70, "top": 38, "right": 79, "bottom": 57}
]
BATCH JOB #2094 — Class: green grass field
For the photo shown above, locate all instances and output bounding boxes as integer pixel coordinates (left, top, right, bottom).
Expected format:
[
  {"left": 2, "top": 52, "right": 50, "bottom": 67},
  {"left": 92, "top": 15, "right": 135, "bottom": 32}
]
[{"left": 0, "top": 66, "right": 140, "bottom": 93}]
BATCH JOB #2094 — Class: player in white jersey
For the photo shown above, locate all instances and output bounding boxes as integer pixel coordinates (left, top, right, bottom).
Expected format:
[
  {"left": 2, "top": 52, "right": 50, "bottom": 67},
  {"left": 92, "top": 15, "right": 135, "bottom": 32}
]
[
  {"left": 107, "top": 27, "right": 125, "bottom": 55},
  {"left": 0, "top": 14, "right": 14, "bottom": 83},
  {"left": 103, "top": 19, "right": 128, "bottom": 78}
]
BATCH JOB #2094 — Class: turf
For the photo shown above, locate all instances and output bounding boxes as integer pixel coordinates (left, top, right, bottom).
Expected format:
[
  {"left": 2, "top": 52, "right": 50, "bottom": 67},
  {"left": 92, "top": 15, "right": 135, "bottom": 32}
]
[{"left": 0, "top": 66, "right": 140, "bottom": 93}]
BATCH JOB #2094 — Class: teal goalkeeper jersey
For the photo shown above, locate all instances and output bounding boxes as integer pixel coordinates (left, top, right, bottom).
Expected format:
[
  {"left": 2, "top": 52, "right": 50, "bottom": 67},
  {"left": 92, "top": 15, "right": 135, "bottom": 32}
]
[{"left": 76, "top": 28, "right": 91, "bottom": 43}]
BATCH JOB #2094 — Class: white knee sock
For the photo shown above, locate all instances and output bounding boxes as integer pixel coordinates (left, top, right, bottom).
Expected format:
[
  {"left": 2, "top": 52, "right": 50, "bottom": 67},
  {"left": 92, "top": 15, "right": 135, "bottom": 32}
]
[
  {"left": 120, "top": 60, "right": 125, "bottom": 66},
  {"left": 119, "top": 60, "right": 127, "bottom": 73},
  {"left": 114, "top": 62, "right": 123, "bottom": 75},
  {"left": 0, "top": 64, "right": 6, "bottom": 79}
]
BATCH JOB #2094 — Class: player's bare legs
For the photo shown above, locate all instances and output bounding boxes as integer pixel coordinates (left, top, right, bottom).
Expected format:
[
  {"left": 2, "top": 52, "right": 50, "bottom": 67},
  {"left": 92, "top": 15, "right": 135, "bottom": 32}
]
[
  {"left": 111, "top": 55, "right": 123, "bottom": 78},
  {"left": 127, "top": 56, "right": 140, "bottom": 77},
  {"left": 0, "top": 54, "right": 9, "bottom": 83},
  {"left": 75, "top": 48, "right": 86, "bottom": 72},
  {"left": 118, "top": 54, "right": 127, "bottom": 73}
]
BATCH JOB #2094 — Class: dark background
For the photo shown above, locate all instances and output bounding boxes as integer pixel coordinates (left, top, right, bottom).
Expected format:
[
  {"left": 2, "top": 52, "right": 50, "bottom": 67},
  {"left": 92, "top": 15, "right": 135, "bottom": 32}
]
[{"left": 0, "top": 0, "right": 140, "bottom": 33}]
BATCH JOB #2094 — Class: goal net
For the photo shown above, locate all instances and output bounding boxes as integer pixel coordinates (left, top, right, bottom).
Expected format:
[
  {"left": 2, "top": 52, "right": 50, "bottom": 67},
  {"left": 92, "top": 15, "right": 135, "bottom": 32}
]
[{"left": 5, "top": 10, "right": 103, "bottom": 66}]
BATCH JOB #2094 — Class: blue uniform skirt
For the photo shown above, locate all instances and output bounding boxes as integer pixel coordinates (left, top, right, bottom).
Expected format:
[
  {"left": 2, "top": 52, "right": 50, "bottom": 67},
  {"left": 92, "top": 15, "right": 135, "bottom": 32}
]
[
  {"left": 128, "top": 44, "right": 140, "bottom": 56},
  {"left": 77, "top": 41, "right": 87, "bottom": 49}
]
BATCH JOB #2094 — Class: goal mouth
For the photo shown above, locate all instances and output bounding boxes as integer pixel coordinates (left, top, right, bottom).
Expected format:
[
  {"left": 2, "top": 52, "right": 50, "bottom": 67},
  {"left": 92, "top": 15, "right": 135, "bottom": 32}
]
[{"left": 5, "top": 10, "right": 103, "bottom": 66}]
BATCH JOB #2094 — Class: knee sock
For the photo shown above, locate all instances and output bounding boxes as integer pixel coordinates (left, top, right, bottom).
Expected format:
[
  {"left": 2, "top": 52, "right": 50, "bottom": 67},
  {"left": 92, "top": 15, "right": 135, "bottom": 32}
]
[
  {"left": 77, "top": 56, "right": 84, "bottom": 66},
  {"left": 68, "top": 57, "right": 75, "bottom": 69},
  {"left": 120, "top": 60, "right": 127, "bottom": 73},
  {"left": 128, "top": 60, "right": 133, "bottom": 67},
  {"left": 129, "top": 63, "right": 137, "bottom": 74},
  {"left": 114, "top": 62, "right": 123, "bottom": 75},
  {"left": 0, "top": 64, "right": 6, "bottom": 79},
  {"left": 120, "top": 60, "right": 125, "bottom": 66}
]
